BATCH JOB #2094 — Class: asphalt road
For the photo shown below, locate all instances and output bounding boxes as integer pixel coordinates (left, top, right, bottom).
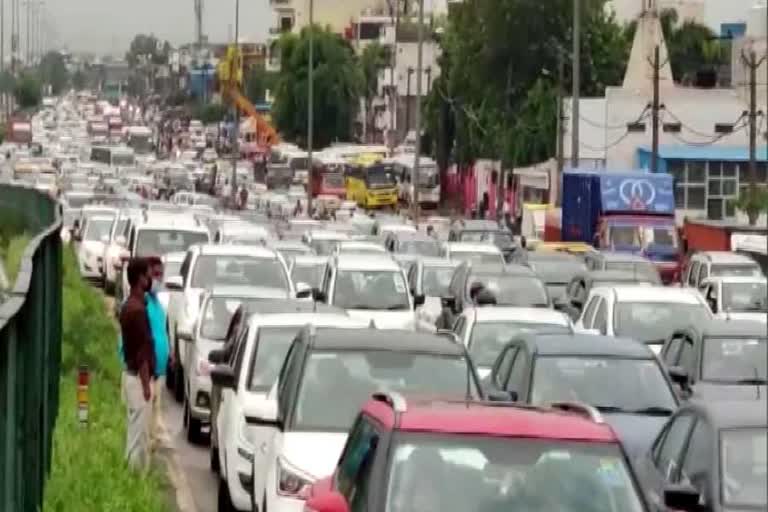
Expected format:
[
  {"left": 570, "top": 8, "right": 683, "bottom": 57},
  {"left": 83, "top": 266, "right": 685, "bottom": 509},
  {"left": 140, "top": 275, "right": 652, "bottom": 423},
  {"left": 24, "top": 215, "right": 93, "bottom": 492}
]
[{"left": 162, "top": 387, "right": 218, "bottom": 512}]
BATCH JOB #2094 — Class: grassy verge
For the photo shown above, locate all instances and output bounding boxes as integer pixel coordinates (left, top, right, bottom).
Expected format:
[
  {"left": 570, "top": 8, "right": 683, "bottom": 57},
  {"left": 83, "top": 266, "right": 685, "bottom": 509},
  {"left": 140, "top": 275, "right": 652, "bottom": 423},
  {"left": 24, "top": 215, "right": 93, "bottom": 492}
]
[
  {"left": 43, "top": 249, "right": 171, "bottom": 512},
  {"left": 1, "top": 234, "right": 30, "bottom": 285}
]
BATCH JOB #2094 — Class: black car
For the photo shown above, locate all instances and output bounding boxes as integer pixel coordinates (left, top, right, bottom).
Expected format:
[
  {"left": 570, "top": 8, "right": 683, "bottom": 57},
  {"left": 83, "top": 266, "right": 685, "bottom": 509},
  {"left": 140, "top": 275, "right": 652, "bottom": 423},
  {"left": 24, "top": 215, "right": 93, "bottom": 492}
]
[
  {"left": 485, "top": 332, "right": 679, "bottom": 458},
  {"left": 660, "top": 319, "right": 767, "bottom": 401},
  {"left": 635, "top": 400, "right": 767, "bottom": 512},
  {"left": 563, "top": 269, "right": 662, "bottom": 319}
]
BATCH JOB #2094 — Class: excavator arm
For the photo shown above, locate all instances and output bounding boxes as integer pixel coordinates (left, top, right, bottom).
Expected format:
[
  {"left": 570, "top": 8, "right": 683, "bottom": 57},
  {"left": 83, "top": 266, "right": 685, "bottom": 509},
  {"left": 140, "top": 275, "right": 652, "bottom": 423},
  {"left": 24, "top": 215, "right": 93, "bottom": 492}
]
[{"left": 223, "top": 85, "right": 279, "bottom": 147}]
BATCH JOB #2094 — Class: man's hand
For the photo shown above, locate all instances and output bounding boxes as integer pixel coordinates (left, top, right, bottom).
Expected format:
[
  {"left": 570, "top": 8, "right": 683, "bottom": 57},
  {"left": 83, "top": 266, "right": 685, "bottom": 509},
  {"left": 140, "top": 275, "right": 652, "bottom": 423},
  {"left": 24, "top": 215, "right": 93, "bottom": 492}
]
[{"left": 143, "top": 381, "right": 153, "bottom": 402}]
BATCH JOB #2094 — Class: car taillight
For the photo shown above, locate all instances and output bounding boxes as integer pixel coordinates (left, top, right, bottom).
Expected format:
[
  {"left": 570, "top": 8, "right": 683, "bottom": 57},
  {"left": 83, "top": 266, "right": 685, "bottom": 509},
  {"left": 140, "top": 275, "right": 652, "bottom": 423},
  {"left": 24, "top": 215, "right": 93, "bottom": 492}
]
[{"left": 277, "top": 458, "right": 313, "bottom": 499}]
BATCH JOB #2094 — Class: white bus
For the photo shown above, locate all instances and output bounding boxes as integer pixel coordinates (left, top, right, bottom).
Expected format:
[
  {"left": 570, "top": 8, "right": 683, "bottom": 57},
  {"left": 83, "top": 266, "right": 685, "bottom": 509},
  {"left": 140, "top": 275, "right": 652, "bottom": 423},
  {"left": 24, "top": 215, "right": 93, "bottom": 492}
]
[{"left": 389, "top": 154, "right": 440, "bottom": 207}]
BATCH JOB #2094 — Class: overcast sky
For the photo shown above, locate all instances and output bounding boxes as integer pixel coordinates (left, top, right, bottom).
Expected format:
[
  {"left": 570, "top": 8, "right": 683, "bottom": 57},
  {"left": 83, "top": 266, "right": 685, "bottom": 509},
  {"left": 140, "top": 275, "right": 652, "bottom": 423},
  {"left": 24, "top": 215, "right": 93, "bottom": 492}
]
[{"left": 44, "top": 0, "right": 270, "bottom": 55}]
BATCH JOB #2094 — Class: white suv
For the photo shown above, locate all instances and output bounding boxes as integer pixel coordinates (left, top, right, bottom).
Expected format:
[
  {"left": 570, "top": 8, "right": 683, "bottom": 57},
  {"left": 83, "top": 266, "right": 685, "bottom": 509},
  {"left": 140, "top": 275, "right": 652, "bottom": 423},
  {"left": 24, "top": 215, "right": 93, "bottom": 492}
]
[
  {"left": 166, "top": 244, "right": 305, "bottom": 402},
  {"left": 212, "top": 313, "right": 366, "bottom": 512},
  {"left": 575, "top": 285, "right": 712, "bottom": 354}
]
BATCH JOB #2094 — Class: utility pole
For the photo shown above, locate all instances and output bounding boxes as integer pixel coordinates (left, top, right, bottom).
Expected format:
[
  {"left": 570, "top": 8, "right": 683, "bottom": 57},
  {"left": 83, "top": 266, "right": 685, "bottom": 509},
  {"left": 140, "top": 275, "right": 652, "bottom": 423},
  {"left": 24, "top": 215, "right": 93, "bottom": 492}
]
[
  {"left": 411, "top": 0, "right": 424, "bottom": 221},
  {"left": 405, "top": 66, "right": 413, "bottom": 131},
  {"left": 555, "top": 53, "right": 565, "bottom": 206},
  {"left": 742, "top": 49, "right": 765, "bottom": 196},
  {"left": 306, "top": 0, "right": 315, "bottom": 216},
  {"left": 651, "top": 45, "right": 660, "bottom": 174},
  {"left": 389, "top": 0, "right": 399, "bottom": 150},
  {"left": 230, "top": 0, "right": 240, "bottom": 206},
  {"left": 570, "top": 0, "right": 581, "bottom": 169}
]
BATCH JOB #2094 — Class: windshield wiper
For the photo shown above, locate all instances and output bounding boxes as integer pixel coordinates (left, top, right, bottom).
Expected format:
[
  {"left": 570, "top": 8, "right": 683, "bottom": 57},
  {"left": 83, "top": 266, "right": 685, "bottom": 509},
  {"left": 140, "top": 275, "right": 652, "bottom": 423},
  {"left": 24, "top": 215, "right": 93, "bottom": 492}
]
[
  {"left": 735, "top": 378, "right": 768, "bottom": 385},
  {"left": 629, "top": 406, "right": 675, "bottom": 416},
  {"left": 344, "top": 304, "right": 377, "bottom": 310}
]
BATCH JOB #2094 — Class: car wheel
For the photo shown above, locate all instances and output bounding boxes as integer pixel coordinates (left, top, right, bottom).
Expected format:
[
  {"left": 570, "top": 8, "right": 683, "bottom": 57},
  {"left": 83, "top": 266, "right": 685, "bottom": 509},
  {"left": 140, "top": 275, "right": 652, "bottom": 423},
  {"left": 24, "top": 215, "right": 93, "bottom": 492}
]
[
  {"left": 218, "top": 476, "right": 236, "bottom": 512},
  {"left": 186, "top": 400, "right": 203, "bottom": 445},
  {"left": 210, "top": 443, "right": 220, "bottom": 474}
]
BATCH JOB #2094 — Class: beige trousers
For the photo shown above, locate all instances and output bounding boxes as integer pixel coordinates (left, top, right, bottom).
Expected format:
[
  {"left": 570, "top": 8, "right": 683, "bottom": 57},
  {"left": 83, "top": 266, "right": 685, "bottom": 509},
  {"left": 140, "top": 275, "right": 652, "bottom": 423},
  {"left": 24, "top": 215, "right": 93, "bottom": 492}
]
[
  {"left": 150, "top": 377, "right": 172, "bottom": 452},
  {"left": 123, "top": 373, "right": 151, "bottom": 472}
]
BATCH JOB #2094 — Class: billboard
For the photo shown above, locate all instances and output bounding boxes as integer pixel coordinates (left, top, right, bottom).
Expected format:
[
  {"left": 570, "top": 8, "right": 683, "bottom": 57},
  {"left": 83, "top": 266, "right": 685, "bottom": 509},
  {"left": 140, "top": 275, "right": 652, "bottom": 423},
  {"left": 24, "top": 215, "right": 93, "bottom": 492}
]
[{"left": 599, "top": 173, "right": 675, "bottom": 215}]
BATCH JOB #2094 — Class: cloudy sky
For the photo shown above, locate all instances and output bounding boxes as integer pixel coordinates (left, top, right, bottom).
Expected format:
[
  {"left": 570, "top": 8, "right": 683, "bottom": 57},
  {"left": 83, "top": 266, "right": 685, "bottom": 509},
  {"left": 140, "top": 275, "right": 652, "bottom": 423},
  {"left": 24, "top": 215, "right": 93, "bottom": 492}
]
[{"left": 44, "top": 0, "right": 270, "bottom": 55}]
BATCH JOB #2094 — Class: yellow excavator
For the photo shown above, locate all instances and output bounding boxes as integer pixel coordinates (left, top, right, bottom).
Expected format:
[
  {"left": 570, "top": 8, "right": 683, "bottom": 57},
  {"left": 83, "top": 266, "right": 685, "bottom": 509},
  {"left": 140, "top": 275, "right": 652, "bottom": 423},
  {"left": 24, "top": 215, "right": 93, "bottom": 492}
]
[{"left": 217, "top": 45, "right": 279, "bottom": 147}]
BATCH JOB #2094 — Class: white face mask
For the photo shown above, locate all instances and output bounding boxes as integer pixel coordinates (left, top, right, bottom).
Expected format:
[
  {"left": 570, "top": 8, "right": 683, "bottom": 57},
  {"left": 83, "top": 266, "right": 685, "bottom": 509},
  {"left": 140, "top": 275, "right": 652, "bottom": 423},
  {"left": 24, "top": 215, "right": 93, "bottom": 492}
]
[{"left": 150, "top": 279, "right": 162, "bottom": 294}]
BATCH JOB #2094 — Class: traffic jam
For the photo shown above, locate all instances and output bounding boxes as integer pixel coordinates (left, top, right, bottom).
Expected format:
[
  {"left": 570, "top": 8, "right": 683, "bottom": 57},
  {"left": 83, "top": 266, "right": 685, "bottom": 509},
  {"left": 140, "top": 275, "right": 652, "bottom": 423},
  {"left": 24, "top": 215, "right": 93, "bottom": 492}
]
[{"left": 16, "top": 93, "right": 767, "bottom": 512}]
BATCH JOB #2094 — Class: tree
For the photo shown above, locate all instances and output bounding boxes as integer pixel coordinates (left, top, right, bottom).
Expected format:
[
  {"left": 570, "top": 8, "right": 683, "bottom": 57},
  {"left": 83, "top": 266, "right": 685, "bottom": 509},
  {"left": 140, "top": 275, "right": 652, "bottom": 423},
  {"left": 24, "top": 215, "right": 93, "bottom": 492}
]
[
  {"left": 272, "top": 26, "right": 363, "bottom": 149},
  {"left": 0, "top": 71, "right": 16, "bottom": 95},
  {"left": 71, "top": 69, "right": 87, "bottom": 90},
  {"left": 731, "top": 187, "right": 768, "bottom": 226},
  {"left": 244, "top": 64, "right": 275, "bottom": 105},
  {"left": 39, "top": 51, "right": 69, "bottom": 95},
  {"left": 125, "top": 34, "right": 171, "bottom": 67},
  {"left": 359, "top": 42, "right": 389, "bottom": 142},
  {"left": 14, "top": 74, "right": 42, "bottom": 109}
]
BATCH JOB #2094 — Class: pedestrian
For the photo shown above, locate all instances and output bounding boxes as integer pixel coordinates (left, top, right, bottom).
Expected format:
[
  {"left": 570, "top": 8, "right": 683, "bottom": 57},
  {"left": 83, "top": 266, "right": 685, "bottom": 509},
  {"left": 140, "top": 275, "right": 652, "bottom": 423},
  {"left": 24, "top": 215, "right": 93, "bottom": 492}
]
[
  {"left": 120, "top": 258, "right": 155, "bottom": 472},
  {"left": 145, "top": 256, "right": 172, "bottom": 452}
]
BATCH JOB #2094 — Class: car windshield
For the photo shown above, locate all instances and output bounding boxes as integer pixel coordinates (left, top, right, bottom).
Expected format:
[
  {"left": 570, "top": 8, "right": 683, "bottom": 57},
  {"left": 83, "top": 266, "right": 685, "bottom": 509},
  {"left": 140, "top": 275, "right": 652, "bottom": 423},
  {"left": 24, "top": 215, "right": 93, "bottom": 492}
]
[
  {"left": 135, "top": 230, "right": 209, "bottom": 257},
  {"left": 702, "top": 338, "right": 767, "bottom": 382},
  {"left": 720, "top": 428, "right": 767, "bottom": 508},
  {"left": 613, "top": 302, "right": 711, "bottom": 343},
  {"left": 711, "top": 264, "right": 762, "bottom": 278},
  {"left": 608, "top": 226, "right": 641, "bottom": 248},
  {"left": 365, "top": 167, "right": 396, "bottom": 188},
  {"left": 722, "top": 282, "right": 768, "bottom": 313},
  {"left": 164, "top": 260, "right": 182, "bottom": 277},
  {"left": 385, "top": 436, "right": 645, "bottom": 512},
  {"left": 450, "top": 251, "right": 504, "bottom": 266},
  {"left": 191, "top": 256, "right": 289, "bottom": 291},
  {"left": 199, "top": 297, "right": 271, "bottom": 340},
  {"left": 531, "top": 357, "right": 677, "bottom": 411},
  {"left": 641, "top": 225, "right": 678, "bottom": 249},
  {"left": 333, "top": 269, "right": 410, "bottom": 310},
  {"left": 400, "top": 240, "right": 441, "bottom": 257},
  {"left": 293, "top": 350, "right": 475, "bottom": 430},
  {"left": 84, "top": 218, "right": 113, "bottom": 241},
  {"left": 247, "top": 327, "right": 298, "bottom": 392},
  {"left": 422, "top": 266, "right": 456, "bottom": 297},
  {"left": 472, "top": 274, "right": 550, "bottom": 307},
  {"left": 469, "top": 322, "right": 571, "bottom": 367},
  {"left": 291, "top": 263, "right": 325, "bottom": 289}
]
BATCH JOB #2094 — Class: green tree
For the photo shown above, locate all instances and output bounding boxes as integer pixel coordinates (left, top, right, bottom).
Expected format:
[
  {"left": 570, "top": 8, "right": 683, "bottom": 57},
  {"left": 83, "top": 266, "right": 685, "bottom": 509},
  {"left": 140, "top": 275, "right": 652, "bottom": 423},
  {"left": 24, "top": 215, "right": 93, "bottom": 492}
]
[
  {"left": 244, "top": 64, "right": 275, "bottom": 105},
  {"left": 71, "top": 69, "right": 87, "bottom": 90},
  {"left": 14, "top": 74, "right": 42, "bottom": 110},
  {"left": 125, "top": 34, "right": 171, "bottom": 67},
  {"left": 0, "top": 70, "right": 16, "bottom": 95},
  {"left": 272, "top": 26, "right": 363, "bottom": 149},
  {"left": 359, "top": 42, "right": 389, "bottom": 142},
  {"left": 39, "top": 51, "right": 70, "bottom": 94}
]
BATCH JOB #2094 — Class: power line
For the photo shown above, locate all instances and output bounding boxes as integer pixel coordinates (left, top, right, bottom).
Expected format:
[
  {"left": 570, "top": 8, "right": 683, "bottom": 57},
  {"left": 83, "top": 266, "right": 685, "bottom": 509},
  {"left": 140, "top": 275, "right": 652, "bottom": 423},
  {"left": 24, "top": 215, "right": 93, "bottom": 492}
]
[
  {"left": 668, "top": 119, "right": 748, "bottom": 146},
  {"left": 663, "top": 109, "right": 748, "bottom": 139}
]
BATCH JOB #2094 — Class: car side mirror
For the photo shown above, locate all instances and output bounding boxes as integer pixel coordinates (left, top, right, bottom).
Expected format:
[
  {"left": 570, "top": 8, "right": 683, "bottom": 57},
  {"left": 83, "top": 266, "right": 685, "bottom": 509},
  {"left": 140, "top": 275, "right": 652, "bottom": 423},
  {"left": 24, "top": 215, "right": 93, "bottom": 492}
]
[
  {"left": 668, "top": 366, "right": 690, "bottom": 387},
  {"left": 243, "top": 399, "right": 281, "bottom": 428},
  {"left": 208, "top": 348, "right": 227, "bottom": 364},
  {"left": 413, "top": 294, "right": 425, "bottom": 308},
  {"left": 311, "top": 288, "right": 326, "bottom": 303},
  {"left": 210, "top": 365, "right": 236, "bottom": 389},
  {"left": 165, "top": 275, "right": 183, "bottom": 291},
  {"left": 488, "top": 389, "right": 517, "bottom": 402},
  {"left": 664, "top": 484, "right": 701, "bottom": 512},
  {"left": 295, "top": 282, "right": 312, "bottom": 299},
  {"left": 305, "top": 492, "right": 350, "bottom": 512}
]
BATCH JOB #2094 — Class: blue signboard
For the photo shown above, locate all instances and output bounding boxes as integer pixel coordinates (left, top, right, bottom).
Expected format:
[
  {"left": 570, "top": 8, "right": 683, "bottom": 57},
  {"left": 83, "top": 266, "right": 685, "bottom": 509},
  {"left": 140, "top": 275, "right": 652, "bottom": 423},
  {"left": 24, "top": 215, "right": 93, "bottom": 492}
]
[{"left": 599, "top": 173, "right": 674, "bottom": 215}]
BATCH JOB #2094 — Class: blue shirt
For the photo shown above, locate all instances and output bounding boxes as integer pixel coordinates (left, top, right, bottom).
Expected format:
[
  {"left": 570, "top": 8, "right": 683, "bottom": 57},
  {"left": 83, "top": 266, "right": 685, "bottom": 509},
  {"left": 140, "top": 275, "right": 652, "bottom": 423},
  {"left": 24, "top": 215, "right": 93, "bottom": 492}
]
[{"left": 118, "top": 292, "right": 170, "bottom": 377}]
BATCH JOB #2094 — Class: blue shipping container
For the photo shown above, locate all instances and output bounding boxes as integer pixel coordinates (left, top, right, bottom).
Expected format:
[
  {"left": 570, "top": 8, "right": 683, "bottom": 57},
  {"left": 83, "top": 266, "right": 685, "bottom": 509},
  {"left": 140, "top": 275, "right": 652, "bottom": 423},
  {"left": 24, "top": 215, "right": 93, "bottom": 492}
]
[{"left": 562, "top": 171, "right": 602, "bottom": 243}]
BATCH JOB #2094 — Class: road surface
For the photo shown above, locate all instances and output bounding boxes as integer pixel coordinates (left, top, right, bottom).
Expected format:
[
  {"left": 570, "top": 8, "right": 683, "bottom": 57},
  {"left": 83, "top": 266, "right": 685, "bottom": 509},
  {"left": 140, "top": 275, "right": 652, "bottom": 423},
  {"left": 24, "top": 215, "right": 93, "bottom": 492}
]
[{"left": 162, "top": 387, "right": 217, "bottom": 512}]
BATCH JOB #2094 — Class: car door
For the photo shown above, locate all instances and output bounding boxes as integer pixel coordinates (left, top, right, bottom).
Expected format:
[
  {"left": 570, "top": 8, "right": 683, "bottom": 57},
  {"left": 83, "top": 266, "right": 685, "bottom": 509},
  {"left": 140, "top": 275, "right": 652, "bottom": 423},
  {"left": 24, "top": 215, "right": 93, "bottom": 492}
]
[
  {"left": 504, "top": 345, "right": 530, "bottom": 401},
  {"left": 640, "top": 413, "right": 696, "bottom": 508},
  {"left": 175, "top": 251, "right": 197, "bottom": 366},
  {"left": 334, "top": 414, "right": 383, "bottom": 512},
  {"left": 576, "top": 294, "right": 601, "bottom": 330},
  {"left": 218, "top": 326, "right": 250, "bottom": 474},
  {"left": 592, "top": 299, "right": 609, "bottom": 336},
  {"left": 677, "top": 419, "right": 715, "bottom": 507}
]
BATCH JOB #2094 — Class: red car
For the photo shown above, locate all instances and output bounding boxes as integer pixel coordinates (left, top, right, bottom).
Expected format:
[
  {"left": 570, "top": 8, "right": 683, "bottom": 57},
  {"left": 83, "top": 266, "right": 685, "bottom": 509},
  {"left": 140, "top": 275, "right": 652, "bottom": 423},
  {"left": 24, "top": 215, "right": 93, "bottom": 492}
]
[{"left": 304, "top": 394, "right": 671, "bottom": 512}]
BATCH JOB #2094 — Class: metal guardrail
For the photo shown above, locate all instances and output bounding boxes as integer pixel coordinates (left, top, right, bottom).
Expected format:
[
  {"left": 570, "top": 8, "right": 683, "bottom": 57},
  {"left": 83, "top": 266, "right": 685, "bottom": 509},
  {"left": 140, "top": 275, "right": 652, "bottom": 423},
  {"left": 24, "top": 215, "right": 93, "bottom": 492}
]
[{"left": 0, "top": 185, "right": 62, "bottom": 512}]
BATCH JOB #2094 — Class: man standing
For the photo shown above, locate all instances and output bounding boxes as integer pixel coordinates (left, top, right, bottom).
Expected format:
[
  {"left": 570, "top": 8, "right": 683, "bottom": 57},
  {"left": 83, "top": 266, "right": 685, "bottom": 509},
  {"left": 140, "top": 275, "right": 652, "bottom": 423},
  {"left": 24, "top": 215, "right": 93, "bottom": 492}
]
[
  {"left": 145, "top": 257, "right": 172, "bottom": 452},
  {"left": 120, "top": 258, "right": 155, "bottom": 471}
]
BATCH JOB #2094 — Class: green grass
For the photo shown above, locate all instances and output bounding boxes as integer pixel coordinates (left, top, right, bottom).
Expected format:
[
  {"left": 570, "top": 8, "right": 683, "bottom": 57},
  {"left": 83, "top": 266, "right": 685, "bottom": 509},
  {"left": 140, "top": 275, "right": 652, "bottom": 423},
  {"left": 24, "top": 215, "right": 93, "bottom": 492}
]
[
  {"left": 43, "top": 249, "right": 172, "bottom": 512},
  {"left": 1, "top": 234, "right": 30, "bottom": 286}
]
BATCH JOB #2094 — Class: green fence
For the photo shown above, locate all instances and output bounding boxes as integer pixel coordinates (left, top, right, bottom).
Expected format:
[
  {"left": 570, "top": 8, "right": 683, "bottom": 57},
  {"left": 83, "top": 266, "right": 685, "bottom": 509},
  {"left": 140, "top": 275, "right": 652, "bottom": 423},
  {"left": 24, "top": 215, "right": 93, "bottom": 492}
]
[{"left": 0, "top": 185, "right": 62, "bottom": 512}]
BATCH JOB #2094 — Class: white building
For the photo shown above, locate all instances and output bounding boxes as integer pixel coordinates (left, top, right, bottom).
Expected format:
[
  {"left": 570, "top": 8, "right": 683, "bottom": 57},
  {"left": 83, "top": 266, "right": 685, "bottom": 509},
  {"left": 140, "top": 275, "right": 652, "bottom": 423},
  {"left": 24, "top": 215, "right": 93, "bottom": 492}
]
[{"left": 564, "top": 4, "right": 768, "bottom": 223}]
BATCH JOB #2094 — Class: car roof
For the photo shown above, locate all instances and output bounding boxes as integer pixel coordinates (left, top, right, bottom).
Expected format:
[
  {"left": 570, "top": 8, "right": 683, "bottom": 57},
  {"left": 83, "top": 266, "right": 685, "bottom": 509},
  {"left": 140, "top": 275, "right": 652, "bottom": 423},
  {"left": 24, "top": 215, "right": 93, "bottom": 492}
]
[
  {"left": 527, "top": 251, "right": 584, "bottom": 263},
  {"left": 291, "top": 255, "right": 329, "bottom": 265},
  {"left": 196, "top": 244, "right": 280, "bottom": 258},
  {"left": 605, "top": 286, "right": 704, "bottom": 304},
  {"left": 595, "top": 251, "right": 653, "bottom": 263},
  {"left": 697, "top": 318, "right": 767, "bottom": 338},
  {"left": 335, "top": 253, "right": 399, "bottom": 271},
  {"left": 270, "top": 240, "right": 311, "bottom": 250},
  {"left": 698, "top": 251, "right": 759, "bottom": 265},
  {"left": 678, "top": 400, "right": 767, "bottom": 429},
  {"left": 471, "top": 307, "right": 571, "bottom": 325},
  {"left": 394, "top": 231, "right": 436, "bottom": 242},
  {"left": 472, "top": 263, "right": 536, "bottom": 277},
  {"left": 363, "top": 398, "right": 617, "bottom": 442},
  {"left": 527, "top": 333, "right": 654, "bottom": 358},
  {"left": 581, "top": 269, "right": 660, "bottom": 283},
  {"left": 446, "top": 242, "right": 502, "bottom": 254},
  {"left": 308, "top": 229, "right": 351, "bottom": 240},
  {"left": 703, "top": 275, "right": 766, "bottom": 284},
  {"left": 137, "top": 218, "right": 208, "bottom": 232},
  {"left": 338, "top": 240, "right": 386, "bottom": 251},
  {"left": 247, "top": 312, "right": 364, "bottom": 330},
  {"left": 207, "top": 286, "right": 290, "bottom": 299},
  {"left": 308, "top": 328, "right": 467, "bottom": 355},
  {"left": 86, "top": 214, "right": 115, "bottom": 223},
  {"left": 420, "top": 257, "right": 459, "bottom": 268}
]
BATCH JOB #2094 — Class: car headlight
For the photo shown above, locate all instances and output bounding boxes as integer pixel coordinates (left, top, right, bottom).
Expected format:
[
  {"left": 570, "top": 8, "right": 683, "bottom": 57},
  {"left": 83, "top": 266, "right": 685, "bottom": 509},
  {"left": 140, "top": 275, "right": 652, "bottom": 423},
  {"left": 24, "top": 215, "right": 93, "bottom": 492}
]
[{"left": 276, "top": 457, "right": 313, "bottom": 498}]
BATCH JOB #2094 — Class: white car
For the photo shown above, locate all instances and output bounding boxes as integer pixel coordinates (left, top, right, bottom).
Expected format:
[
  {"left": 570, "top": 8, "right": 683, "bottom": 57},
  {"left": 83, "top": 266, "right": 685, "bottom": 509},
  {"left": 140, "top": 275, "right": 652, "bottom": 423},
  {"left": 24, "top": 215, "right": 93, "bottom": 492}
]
[
  {"left": 682, "top": 251, "right": 763, "bottom": 289},
  {"left": 407, "top": 257, "right": 460, "bottom": 331},
  {"left": 302, "top": 230, "right": 350, "bottom": 256},
  {"left": 102, "top": 209, "right": 140, "bottom": 293},
  {"left": 288, "top": 255, "right": 328, "bottom": 290},
  {"left": 448, "top": 306, "right": 573, "bottom": 377},
  {"left": 575, "top": 285, "right": 713, "bottom": 354},
  {"left": 76, "top": 214, "right": 115, "bottom": 281},
  {"left": 333, "top": 240, "right": 386, "bottom": 256},
  {"left": 699, "top": 276, "right": 767, "bottom": 323},
  {"left": 184, "top": 286, "right": 293, "bottom": 443},
  {"left": 213, "top": 313, "right": 367, "bottom": 512},
  {"left": 442, "top": 241, "right": 505, "bottom": 267},
  {"left": 316, "top": 254, "right": 422, "bottom": 330}
]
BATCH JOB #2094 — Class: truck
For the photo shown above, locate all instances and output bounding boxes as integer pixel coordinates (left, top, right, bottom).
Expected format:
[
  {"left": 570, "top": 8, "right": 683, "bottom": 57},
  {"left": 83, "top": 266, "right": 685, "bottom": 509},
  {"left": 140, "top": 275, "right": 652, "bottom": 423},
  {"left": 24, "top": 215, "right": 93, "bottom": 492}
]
[
  {"left": 6, "top": 117, "right": 32, "bottom": 145},
  {"left": 548, "top": 170, "right": 680, "bottom": 283}
]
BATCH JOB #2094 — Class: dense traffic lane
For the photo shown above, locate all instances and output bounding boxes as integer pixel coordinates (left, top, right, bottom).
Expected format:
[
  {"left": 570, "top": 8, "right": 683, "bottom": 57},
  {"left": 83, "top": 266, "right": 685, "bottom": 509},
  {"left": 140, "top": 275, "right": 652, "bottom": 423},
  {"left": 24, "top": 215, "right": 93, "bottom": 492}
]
[{"left": 161, "top": 386, "right": 217, "bottom": 512}]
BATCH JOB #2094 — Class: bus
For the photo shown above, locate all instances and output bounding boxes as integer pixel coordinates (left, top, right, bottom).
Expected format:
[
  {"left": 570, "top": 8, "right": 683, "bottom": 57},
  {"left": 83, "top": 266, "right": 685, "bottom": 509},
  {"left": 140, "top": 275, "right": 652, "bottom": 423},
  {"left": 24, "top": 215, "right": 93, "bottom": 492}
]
[
  {"left": 90, "top": 146, "right": 136, "bottom": 167},
  {"left": 311, "top": 153, "right": 347, "bottom": 202},
  {"left": 346, "top": 155, "right": 398, "bottom": 209},
  {"left": 390, "top": 154, "right": 440, "bottom": 208}
]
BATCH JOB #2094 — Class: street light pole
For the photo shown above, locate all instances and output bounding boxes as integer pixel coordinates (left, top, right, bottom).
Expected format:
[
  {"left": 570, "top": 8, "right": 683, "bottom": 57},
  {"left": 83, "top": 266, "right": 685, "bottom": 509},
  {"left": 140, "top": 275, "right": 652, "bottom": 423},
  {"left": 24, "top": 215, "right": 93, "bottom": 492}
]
[
  {"left": 411, "top": 0, "right": 424, "bottom": 222},
  {"left": 24, "top": 0, "right": 28, "bottom": 64},
  {"left": 306, "top": 0, "right": 314, "bottom": 216},
  {"left": 571, "top": 0, "right": 581, "bottom": 169},
  {"left": 230, "top": 0, "right": 240, "bottom": 206}
]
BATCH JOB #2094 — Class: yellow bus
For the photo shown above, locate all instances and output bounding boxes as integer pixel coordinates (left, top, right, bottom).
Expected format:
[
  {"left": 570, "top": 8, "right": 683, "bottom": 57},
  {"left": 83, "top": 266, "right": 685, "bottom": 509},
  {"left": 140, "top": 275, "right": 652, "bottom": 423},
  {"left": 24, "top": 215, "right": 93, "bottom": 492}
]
[{"left": 345, "top": 155, "right": 398, "bottom": 209}]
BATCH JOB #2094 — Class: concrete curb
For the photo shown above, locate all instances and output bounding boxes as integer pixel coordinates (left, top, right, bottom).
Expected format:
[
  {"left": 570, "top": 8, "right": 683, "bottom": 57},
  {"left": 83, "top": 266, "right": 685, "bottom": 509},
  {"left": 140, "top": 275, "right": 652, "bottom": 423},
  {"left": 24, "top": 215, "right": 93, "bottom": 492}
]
[{"left": 161, "top": 450, "right": 199, "bottom": 512}]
